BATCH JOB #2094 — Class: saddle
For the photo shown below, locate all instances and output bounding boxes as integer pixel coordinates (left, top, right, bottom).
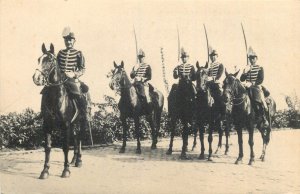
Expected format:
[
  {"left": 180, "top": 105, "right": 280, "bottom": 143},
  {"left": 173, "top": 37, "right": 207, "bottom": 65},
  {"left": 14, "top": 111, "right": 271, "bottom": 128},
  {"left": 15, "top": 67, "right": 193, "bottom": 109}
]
[
  {"left": 134, "top": 82, "right": 154, "bottom": 99},
  {"left": 247, "top": 85, "right": 269, "bottom": 104}
]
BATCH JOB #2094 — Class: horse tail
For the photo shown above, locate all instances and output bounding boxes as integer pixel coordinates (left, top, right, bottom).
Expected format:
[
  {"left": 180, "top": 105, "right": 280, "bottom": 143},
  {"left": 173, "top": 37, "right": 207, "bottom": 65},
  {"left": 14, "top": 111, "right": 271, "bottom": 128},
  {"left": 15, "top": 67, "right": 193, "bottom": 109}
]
[{"left": 160, "top": 47, "right": 170, "bottom": 94}]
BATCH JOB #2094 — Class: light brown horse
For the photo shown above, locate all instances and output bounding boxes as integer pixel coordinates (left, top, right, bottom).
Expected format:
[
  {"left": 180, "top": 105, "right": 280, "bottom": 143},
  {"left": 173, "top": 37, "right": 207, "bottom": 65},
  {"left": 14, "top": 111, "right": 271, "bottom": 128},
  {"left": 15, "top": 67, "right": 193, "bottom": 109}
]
[{"left": 109, "top": 61, "right": 164, "bottom": 154}]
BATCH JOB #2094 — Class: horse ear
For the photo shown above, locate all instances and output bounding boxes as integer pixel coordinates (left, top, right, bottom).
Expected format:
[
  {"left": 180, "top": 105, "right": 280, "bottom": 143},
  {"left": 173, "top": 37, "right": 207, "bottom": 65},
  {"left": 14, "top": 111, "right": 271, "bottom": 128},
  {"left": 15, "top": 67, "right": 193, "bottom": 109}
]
[
  {"left": 120, "top": 61, "right": 124, "bottom": 68},
  {"left": 233, "top": 69, "right": 240, "bottom": 77},
  {"left": 50, "top": 43, "right": 54, "bottom": 54},
  {"left": 42, "top": 43, "right": 47, "bottom": 54},
  {"left": 196, "top": 61, "right": 200, "bottom": 69},
  {"left": 204, "top": 61, "right": 208, "bottom": 68},
  {"left": 225, "top": 68, "right": 229, "bottom": 77},
  {"left": 113, "top": 61, "right": 117, "bottom": 68}
]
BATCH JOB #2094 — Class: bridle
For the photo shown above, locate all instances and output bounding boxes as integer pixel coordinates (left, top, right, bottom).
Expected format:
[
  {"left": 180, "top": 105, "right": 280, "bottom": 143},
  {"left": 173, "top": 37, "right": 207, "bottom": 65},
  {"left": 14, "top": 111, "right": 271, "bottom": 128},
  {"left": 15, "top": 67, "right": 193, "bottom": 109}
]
[
  {"left": 37, "top": 53, "right": 69, "bottom": 87},
  {"left": 224, "top": 77, "right": 246, "bottom": 106}
]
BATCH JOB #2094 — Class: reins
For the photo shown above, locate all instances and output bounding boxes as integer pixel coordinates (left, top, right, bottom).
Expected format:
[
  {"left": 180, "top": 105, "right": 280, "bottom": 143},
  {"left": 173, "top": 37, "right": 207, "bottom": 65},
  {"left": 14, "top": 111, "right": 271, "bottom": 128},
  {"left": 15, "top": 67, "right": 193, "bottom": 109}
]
[
  {"left": 39, "top": 54, "right": 69, "bottom": 87},
  {"left": 226, "top": 78, "right": 247, "bottom": 106}
]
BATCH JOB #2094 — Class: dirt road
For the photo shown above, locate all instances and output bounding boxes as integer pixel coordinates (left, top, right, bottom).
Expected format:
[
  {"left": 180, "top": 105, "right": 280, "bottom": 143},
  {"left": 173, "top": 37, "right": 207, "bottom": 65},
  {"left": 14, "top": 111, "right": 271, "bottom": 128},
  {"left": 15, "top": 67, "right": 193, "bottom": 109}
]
[{"left": 1, "top": 129, "right": 300, "bottom": 194}]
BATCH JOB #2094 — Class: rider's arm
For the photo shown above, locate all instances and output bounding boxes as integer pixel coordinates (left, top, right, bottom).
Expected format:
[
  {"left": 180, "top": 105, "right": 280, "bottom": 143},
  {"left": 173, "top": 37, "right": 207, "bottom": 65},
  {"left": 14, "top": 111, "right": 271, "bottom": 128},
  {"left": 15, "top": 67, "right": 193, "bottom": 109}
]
[
  {"left": 173, "top": 66, "right": 179, "bottom": 79},
  {"left": 190, "top": 65, "right": 196, "bottom": 81},
  {"left": 74, "top": 51, "right": 85, "bottom": 78},
  {"left": 144, "top": 65, "right": 152, "bottom": 82},
  {"left": 240, "top": 71, "right": 248, "bottom": 82},
  {"left": 215, "top": 63, "right": 224, "bottom": 81},
  {"left": 255, "top": 67, "right": 264, "bottom": 85},
  {"left": 130, "top": 67, "right": 136, "bottom": 79}
]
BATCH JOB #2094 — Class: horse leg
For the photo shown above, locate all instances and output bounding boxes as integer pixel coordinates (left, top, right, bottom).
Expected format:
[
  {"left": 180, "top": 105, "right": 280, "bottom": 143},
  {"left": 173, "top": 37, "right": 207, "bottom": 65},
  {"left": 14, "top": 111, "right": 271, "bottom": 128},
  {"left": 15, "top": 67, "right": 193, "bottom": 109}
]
[
  {"left": 192, "top": 120, "right": 198, "bottom": 151},
  {"left": 248, "top": 121, "right": 255, "bottom": 165},
  {"left": 119, "top": 116, "right": 128, "bottom": 153},
  {"left": 198, "top": 123, "right": 206, "bottom": 160},
  {"left": 166, "top": 116, "right": 176, "bottom": 155},
  {"left": 61, "top": 122, "right": 71, "bottom": 178},
  {"left": 70, "top": 129, "right": 78, "bottom": 165},
  {"left": 147, "top": 113, "right": 157, "bottom": 150},
  {"left": 180, "top": 122, "right": 189, "bottom": 160},
  {"left": 235, "top": 127, "right": 244, "bottom": 164},
  {"left": 224, "top": 119, "right": 230, "bottom": 155},
  {"left": 134, "top": 117, "right": 141, "bottom": 154},
  {"left": 75, "top": 122, "right": 84, "bottom": 168},
  {"left": 215, "top": 120, "right": 223, "bottom": 154},
  {"left": 208, "top": 122, "right": 214, "bottom": 161},
  {"left": 39, "top": 130, "right": 51, "bottom": 179}
]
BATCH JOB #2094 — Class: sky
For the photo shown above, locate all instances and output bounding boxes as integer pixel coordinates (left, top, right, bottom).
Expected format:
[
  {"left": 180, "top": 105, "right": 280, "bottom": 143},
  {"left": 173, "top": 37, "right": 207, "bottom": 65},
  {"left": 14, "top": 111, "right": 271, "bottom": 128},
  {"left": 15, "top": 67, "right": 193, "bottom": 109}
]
[{"left": 0, "top": 0, "right": 299, "bottom": 114}]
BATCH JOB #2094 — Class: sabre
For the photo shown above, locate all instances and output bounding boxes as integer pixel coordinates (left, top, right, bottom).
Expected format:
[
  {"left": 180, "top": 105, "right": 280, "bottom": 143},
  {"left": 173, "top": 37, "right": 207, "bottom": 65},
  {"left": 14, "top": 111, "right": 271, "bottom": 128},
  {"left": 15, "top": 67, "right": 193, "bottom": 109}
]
[
  {"left": 241, "top": 23, "right": 249, "bottom": 66},
  {"left": 133, "top": 25, "right": 139, "bottom": 63},
  {"left": 177, "top": 25, "right": 181, "bottom": 62},
  {"left": 203, "top": 24, "right": 209, "bottom": 64}
]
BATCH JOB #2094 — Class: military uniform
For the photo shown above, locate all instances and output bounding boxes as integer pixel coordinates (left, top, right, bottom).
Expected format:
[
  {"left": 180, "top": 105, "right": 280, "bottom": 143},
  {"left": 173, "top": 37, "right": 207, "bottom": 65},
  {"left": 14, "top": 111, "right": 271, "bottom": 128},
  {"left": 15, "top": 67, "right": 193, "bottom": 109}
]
[
  {"left": 207, "top": 50, "right": 225, "bottom": 117},
  {"left": 240, "top": 49, "right": 269, "bottom": 126},
  {"left": 58, "top": 27, "right": 89, "bottom": 125},
  {"left": 130, "top": 49, "right": 152, "bottom": 103}
]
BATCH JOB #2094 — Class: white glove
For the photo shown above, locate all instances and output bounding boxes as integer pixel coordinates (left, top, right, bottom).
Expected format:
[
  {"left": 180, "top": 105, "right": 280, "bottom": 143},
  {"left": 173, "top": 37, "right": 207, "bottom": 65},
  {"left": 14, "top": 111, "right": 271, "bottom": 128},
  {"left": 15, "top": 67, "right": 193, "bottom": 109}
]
[
  {"left": 65, "top": 71, "right": 76, "bottom": 78},
  {"left": 243, "top": 82, "right": 252, "bottom": 88},
  {"left": 243, "top": 65, "right": 251, "bottom": 73},
  {"left": 133, "top": 64, "right": 139, "bottom": 71},
  {"left": 207, "top": 77, "right": 214, "bottom": 81}
]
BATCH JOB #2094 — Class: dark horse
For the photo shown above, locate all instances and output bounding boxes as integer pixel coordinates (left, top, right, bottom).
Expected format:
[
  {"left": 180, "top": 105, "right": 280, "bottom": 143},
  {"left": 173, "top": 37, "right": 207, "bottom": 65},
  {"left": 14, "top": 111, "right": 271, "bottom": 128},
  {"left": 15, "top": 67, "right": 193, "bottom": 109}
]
[
  {"left": 33, "top": 43, "right": 85, "bottom": 178},
  {"left": 166, "top": 70, "right": 196, "bottom": 159},
  {"left": 109, "top": 61, "right": 164, "bottom": 154},
  {"left": 192, "top": 62, "right": 230, "bottom": 161},
  {"left": 223, "top": 70, "right": 276, "bottom": 164}
]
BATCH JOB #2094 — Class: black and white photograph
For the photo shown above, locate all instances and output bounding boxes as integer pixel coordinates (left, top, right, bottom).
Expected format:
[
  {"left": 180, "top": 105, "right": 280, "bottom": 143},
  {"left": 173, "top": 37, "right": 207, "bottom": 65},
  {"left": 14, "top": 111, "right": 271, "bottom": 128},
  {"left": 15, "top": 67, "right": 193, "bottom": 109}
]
[{"left": 0, "top": 0, "right": 299, "bottom": 193}]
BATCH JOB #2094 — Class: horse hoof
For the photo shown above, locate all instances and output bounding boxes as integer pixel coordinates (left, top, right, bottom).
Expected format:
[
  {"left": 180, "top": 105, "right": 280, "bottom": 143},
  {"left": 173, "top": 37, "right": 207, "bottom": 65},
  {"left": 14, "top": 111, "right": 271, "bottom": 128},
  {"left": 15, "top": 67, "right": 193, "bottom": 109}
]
[
  {"left": 261, "top": 156, "right": 265, "bottom": 162},
  {"left": 198, "top": 154, "right": 205, "bottom": 160},
  {"left": 119, "top": 147, "right": 125, "bottom": 153},
  {"left": 214, "top": 150, "right": 219, "bottom": 154},
  {"left": 136, "top": 149, "right": 141, "bottom": 154},
  {"left": 75, "top": 160, "right": 82, "bottom": 168},
  {"left": 207, "top": 157, "right": 213, "bottom": 162},
  {"left": 166, "top": 149, "right": 172, "bottom": 155},
  {"left": 248, "top": 159, "right": 255, "bottom": 165},
  {"left": 61, "top": 169, "right": 70, "bottom": 178},
  {"left": 151, "top": 144, "right": 157, "bottom": 150},
  {"left": 39, "top": 171, "right": 49, "bottom": 179},
  {"left": 225, "top": 150, "right": 229, "bottom": 155},
  {"left": 235, "top": 158, "right": 243, "bottom": 165},
  {"left": 180, "top": 153, "right": 189, "bottom": 160}
]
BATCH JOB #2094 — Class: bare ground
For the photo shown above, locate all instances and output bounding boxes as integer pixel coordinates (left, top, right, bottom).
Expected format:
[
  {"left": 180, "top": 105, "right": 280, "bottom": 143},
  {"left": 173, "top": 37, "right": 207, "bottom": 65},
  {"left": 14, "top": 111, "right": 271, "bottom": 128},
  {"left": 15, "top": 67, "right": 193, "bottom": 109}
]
[{"left": 1, "top": 129, "right": 300, "bottom": 194}]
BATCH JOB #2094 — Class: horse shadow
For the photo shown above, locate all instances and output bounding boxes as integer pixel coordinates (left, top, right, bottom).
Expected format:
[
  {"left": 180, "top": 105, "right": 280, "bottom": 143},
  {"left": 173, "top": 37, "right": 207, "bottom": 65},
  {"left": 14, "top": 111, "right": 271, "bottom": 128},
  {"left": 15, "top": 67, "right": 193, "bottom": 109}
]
[{"left": 83, "top": 140, "right": 235, "bottom": 165}]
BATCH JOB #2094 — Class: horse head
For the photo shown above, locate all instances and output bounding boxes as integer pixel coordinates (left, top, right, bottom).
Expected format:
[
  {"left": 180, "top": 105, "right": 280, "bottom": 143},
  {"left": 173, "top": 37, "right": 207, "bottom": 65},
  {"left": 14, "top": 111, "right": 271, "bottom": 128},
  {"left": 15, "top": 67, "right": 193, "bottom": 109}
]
[
  {"left": 109, "top": 61, "right": 125, "bottom": 91},
  {"left": 33, "top": 43, "right": 57, "bottom": 86},
  {"left": 195, "top": 61, "right": 209, "bottom": 92},
  {"left": 223, "top": 68, "right": 240, "bottom": 104}
]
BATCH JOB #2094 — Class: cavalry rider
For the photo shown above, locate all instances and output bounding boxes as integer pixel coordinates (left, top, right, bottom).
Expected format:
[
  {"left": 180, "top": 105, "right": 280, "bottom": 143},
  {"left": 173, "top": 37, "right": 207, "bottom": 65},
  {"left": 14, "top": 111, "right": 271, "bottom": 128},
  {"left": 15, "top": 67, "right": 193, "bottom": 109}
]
[
  {"left": 207, "top": 49, "right": 225, "bottom": 117},
  {"left": 130, "top": 49, "right": 152, "bottom": 104},
  {"left": 240, "top": 48, "right": 269, "bottom": 127},
  {"left": 57, "top": 27, "right": 89, "bottom": 126},
  {"left": 173, "top": 48, "right": 197, "bottom": 94}
]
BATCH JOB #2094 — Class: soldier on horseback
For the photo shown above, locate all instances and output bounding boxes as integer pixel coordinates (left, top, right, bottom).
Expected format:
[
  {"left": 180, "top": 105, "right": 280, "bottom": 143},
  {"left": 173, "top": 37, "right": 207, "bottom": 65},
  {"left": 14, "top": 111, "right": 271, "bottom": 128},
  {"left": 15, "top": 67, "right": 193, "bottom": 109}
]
[
  {"left": 173, "top": 48, "right": 196, "bottom": 92},
  {"left": 206, "top": 49, "right": 225, "bottom": 118},
  {"left": 57, "top": 27, "right": 90, "bottom": 128},
  {"left": 240, "top": 48, "right": 269, "bottom": 128},
  {"left": 130, "top": 49, "right": 152, "bottom": 105}
]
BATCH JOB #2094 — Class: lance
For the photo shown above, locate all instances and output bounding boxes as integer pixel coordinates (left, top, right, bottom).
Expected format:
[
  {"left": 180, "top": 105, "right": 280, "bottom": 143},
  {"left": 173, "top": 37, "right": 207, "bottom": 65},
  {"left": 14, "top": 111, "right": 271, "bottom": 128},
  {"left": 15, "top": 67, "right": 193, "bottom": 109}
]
[
  {"left": 203, "top": 24, "right": 209, "bottom": 64},
  {"left": 133, "top": 25, "right": 139, "bottom": 63},
  {"left": 241, "top": 23, "right": 249, "bottom": 66},
  {"left": 177, "top": 25, "right": 181, "bottom": 62}
]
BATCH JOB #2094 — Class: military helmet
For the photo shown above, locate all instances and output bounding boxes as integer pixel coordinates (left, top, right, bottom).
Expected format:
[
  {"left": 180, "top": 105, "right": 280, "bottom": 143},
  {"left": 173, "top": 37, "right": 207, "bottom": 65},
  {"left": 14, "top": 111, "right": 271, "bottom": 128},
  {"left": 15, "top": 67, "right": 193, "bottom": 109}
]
[
  {"left": 62, "top": 27, "right": 75, "bottom": 39},
  {"left": 247, "top": 47, "right": 257, "bottom": 58},
  {"left": 138, "top": 49, "right": 145, "bottom": 57},
  {"left": 209, "top": 49, "right": 218, "bottom": 56},
  {"left": 180, "top": 47, "right": 189, "bottom": 58}
]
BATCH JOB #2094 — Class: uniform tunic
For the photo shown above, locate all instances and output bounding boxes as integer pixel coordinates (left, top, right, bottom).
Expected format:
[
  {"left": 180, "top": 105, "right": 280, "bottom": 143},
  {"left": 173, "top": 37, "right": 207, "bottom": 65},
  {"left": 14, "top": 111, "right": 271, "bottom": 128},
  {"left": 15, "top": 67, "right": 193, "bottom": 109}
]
[
  {"left": 130, "top": 63, "right": 152, "bottom": 82},
  {"left": 173, "top": 63, "right": 196, "bottom": 81},
  {"left": 208, "top": 62, "right": 224, "bottom": 81},
  {"left": 57, "top": 48, "right": 85, "bottom": 77},
  {"left": 240, "top": 65, "right": 264, "bottom": 85}
]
